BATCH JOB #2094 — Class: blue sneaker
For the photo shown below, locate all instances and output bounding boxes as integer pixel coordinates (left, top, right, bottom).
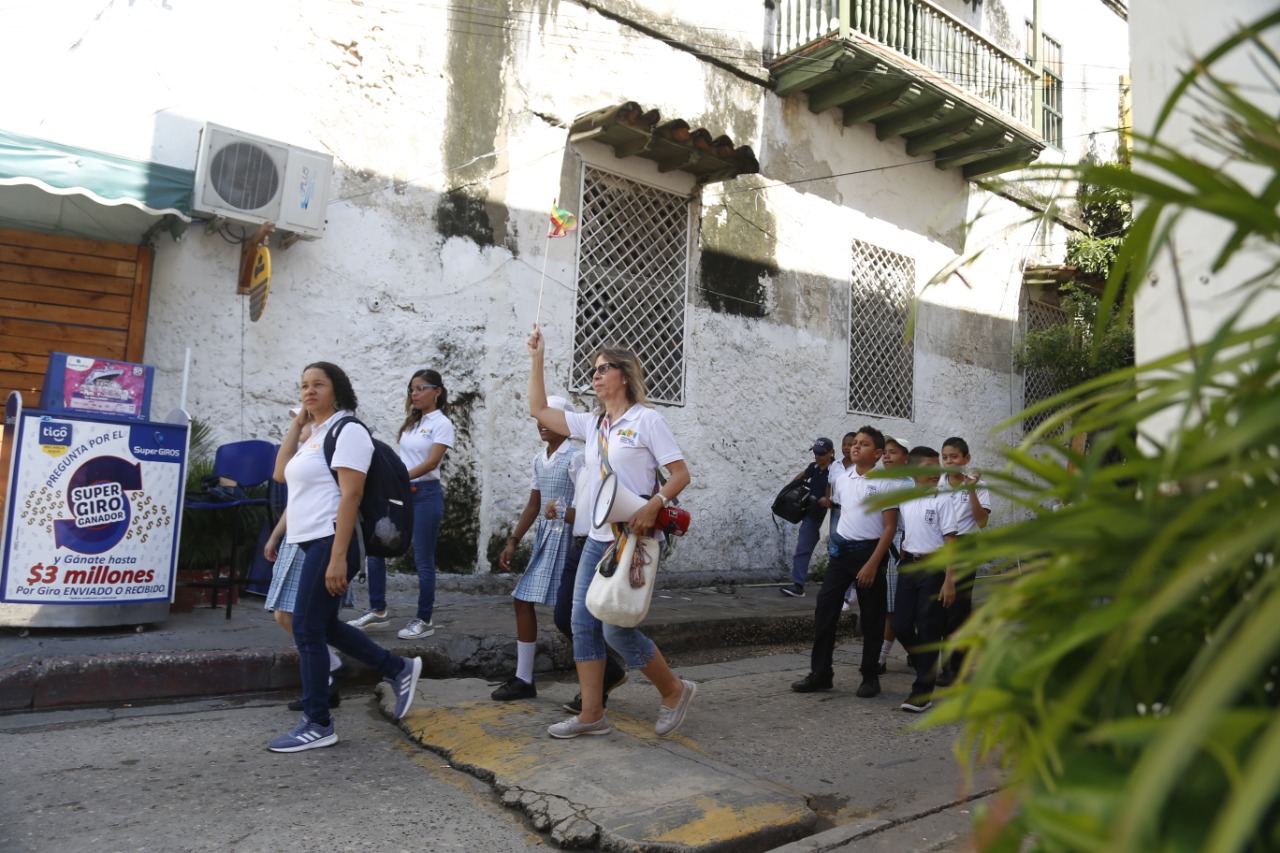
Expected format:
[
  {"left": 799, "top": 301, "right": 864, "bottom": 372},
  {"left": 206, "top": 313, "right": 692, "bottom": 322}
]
[
  {"left": 388, "top": 656, "right": 422, "bottom": 719},
  {"left": 267, "top": 715, "right": 337, "bottom": 753}
]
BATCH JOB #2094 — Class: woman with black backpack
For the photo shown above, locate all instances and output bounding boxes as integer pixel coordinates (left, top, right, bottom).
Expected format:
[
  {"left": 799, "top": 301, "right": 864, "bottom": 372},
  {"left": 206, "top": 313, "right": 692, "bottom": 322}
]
[{"left": 266, "top": 361, "right": 422, "bottom": 753}]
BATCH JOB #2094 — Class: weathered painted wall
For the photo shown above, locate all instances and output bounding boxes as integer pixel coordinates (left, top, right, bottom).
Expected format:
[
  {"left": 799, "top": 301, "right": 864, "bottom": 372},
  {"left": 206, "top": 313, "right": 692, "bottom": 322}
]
[
  {"left": 1, "top": 0, "right": 1128, "bottom": 575},
  {"left": 1128, "top": 0, "right": 1280, "bottom": 422}
]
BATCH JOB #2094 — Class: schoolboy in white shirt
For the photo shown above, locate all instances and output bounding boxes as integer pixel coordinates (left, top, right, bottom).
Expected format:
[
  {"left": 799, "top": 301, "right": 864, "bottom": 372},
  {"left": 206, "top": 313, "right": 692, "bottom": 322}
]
[
  {"left": 892, "top": 446, "right": 958, "bottom": 713},
  {"left": 792, "top": 425, "right": 898, "bottom": 699},
  {"left": 937, "top": 436, "right": 990, "bottom": 685}
]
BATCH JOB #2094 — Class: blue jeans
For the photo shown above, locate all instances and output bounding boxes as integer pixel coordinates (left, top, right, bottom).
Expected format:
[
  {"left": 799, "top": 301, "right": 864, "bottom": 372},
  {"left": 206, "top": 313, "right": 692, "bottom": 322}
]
[
  {"left": 293, "top": 535, "right": 403, "bottom": 723},
  {"left": 365, "top": 481, "right": 443, "bottom": 619},
  {"left": 571, "top": 537, "right": 658, "bottom": 668},
  {"left": 791, "top": 510, "right": 827, "bottom": 586}
]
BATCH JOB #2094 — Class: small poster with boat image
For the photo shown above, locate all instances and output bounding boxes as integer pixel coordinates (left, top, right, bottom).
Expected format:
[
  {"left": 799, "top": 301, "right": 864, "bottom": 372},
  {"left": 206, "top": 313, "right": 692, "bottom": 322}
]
[{"left": 40, "top": 353, "right": 154, "bottom": 420}]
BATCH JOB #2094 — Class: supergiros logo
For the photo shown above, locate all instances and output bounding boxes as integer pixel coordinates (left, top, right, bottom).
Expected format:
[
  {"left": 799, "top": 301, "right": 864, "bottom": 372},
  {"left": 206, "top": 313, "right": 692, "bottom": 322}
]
[
  {"left": 53, "top": 456, "right": 143, "bottom": 554},
  {"left": 38, "top": 418, "right": 73, "bottom": 458}
]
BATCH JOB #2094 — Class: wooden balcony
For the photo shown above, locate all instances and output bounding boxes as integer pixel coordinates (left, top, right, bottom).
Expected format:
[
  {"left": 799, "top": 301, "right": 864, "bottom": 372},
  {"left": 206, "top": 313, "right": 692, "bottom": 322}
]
[{"left": 767, "top": 0, "right": 1045, "bottom": 179}]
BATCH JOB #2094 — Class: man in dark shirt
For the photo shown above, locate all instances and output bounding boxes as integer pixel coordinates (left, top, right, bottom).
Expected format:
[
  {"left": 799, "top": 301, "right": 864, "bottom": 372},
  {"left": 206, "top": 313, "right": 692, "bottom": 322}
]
[{"left": 781, "top": 437, "right": 834, "bottom": 598}]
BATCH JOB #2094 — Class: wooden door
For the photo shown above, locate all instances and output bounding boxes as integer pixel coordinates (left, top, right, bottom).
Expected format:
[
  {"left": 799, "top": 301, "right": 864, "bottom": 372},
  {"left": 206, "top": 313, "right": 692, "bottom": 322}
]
[{"left": 0, "top": 227, "right": 152, "bottom": 408}]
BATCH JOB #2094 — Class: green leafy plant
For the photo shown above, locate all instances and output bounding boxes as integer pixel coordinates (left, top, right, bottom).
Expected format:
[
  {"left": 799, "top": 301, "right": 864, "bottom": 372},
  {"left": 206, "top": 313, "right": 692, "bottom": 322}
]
[
  {"left": 925, "top": 12, "right": 1280, "bottom": 852},
  {"left": 1014, "top": 282, "right": 1135, "bottom": 391},
  {"left": 176, "top": 418, "right": 267, "bottom": 572}
]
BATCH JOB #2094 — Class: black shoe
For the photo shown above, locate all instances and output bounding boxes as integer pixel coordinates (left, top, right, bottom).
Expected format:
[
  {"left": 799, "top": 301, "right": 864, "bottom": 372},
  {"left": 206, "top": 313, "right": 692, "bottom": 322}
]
[
  {"left": 877, "top": 661, "right": 887, "bottom": 676},
  {"left": 791, "top": 672, "right": 833, "bottom": 693},
  {"left": 491, "top": 677, "right": 537, "bottom": 701},
  {"left": 288, "top": 681, "right": 341, "bottom": 711},
  {"left": 855, "top": 676, "right": 881, "bottom": 698},
  {"left": 561, "top": 671, "right": 630, "bottom": 713},
  {"left": 780, "top": 583, "right": 805, "bottom": 598},
  {"left": 936, "top": 668, "right": 956, "bottom": 687}
]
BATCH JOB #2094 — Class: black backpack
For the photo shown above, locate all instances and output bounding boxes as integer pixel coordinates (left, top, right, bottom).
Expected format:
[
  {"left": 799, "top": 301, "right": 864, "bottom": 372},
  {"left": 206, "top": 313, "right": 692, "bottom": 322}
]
[
  {"left": 771, "top": 479, "right": 814, "bottom": 524},
  {"left": 323, "top": 416, "right": 414, "bottom": 558}
]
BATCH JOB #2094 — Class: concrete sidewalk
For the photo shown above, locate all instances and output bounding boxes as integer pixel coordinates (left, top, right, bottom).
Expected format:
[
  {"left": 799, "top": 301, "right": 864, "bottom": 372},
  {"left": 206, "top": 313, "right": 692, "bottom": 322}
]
[{"left": 0, "top": 576, "right": 848, "bottom": 712}]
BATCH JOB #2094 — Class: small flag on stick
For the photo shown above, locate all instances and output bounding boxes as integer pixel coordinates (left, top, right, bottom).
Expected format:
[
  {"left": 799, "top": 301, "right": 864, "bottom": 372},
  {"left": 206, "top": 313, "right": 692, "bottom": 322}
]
[{"left": 549, "top": 203, "right": 577, "bottom": 238}]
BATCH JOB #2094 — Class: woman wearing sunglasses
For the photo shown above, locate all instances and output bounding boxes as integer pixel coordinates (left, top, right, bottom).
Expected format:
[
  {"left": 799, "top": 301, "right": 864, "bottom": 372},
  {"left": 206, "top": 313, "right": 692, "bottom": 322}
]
[
  {"left": 526, "top": 324, "right": 695, "bottom": 739},
  {"left": 347, "top": 369, "right": 455, "bottom": 640}
]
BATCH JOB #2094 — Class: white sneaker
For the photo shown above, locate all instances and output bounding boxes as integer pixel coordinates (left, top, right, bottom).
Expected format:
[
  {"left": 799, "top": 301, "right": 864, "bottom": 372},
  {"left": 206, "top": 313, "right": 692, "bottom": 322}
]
[
  {"left": 841, "top": 600, "right": 851, "bottom": 612},
  {"left": 654, "top": 679, "right": 697, "bottom": 737},
  {"left": 397, "top": 618, "right": 435, "bottom": 639},
  {"left": 346, "top": 610, "right": 390, "bottom": 631},
  {"left": 547, "top": 713, "right": 611, "bottom": 738}
]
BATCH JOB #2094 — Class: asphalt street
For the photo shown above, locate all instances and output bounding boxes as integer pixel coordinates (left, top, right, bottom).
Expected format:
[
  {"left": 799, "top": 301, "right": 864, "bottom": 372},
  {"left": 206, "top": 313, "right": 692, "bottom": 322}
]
[{"left": 0, "top": 639, "right": 997, "bottom": 852}]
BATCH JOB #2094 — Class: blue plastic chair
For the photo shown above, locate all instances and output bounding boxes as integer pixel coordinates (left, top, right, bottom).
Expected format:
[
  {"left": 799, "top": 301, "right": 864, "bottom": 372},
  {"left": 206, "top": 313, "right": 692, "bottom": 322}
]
[{"left": 184, "top": 440, "right": 278, "bottom": 618}]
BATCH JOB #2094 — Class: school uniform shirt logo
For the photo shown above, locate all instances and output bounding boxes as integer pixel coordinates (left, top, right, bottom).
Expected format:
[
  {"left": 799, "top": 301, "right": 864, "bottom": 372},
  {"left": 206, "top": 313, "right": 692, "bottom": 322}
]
[
  {"left": 615, "top": 428, "right": 638, "bottom": 448},
  {"left": 925, "top": 508, "right": 937, "bottom": 525}
]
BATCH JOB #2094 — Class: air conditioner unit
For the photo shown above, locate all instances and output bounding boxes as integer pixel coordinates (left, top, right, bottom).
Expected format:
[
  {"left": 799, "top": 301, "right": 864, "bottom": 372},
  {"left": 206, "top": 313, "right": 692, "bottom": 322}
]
[{"left": 192, "top": 123, "right": 333, "bottom": 240}]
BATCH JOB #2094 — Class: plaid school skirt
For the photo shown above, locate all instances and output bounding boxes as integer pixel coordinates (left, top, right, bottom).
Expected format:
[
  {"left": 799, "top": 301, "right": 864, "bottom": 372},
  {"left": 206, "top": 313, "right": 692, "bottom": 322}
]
[{"left": 264, "top": 542, "right": 304, "bottom": 613}]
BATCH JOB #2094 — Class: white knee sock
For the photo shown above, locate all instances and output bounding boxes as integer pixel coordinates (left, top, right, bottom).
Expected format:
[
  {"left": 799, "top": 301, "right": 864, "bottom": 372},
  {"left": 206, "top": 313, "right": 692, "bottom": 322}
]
[
  {"left": 879, "top": 639, "right": 894, "bottom": 664},
  {"left": 516, "top": 640, "right": 536, "bottom": 684},
  {"left": 328, "top": 647, "right": 342, "bottom": 672}
]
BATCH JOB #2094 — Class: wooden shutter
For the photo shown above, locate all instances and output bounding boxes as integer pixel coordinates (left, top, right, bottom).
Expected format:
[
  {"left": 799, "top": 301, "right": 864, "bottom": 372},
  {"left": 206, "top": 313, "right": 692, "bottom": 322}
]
[{"left": 0, "top": 227, "right": 152, "bottom": 408}]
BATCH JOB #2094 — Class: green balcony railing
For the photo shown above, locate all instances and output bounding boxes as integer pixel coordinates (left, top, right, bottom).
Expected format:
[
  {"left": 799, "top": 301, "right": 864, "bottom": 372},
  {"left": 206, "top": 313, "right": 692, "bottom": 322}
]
[{"left": 770, "top": 0, "right": 1038, "bottom": 130}]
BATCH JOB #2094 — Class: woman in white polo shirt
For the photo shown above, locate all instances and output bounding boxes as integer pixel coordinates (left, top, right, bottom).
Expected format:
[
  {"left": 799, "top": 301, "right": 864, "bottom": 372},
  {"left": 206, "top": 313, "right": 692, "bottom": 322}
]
[
  {"left": 526, "top": 324, "right": 694, "bottom": 739},
  {"left": 347, "top": 369, "right": 455, "bottom": 640},
  {"left": 267, "top": 361, "right": 422, "bottom": 753}
]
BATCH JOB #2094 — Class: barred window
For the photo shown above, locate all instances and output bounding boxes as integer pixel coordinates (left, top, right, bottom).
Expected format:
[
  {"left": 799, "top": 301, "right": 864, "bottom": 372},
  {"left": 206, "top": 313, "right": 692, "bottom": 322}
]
[
  {"left": 847, "top": 240, "right": 915, "bottom": 420},
  {"left": 1022, "top": 298, "right": 1068, "bottom": 432},
  {"left": 1025, "top": 24, "right": 1064, "bottom": 150},
  {"left": 571, "top": 166, "right": 691, "bottom": 405}
]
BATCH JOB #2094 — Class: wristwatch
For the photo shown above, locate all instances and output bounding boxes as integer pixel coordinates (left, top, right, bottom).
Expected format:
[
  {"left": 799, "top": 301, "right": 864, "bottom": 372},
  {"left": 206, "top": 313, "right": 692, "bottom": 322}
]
[{"left": 656, "top": 493, "right": 672, "bottom": 508}]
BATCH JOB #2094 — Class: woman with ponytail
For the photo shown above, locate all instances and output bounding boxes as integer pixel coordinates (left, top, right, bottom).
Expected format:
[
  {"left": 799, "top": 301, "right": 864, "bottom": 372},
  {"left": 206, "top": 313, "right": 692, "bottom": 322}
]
[{"left": 347, "top": 369, "right": 455, "bottom": 640}]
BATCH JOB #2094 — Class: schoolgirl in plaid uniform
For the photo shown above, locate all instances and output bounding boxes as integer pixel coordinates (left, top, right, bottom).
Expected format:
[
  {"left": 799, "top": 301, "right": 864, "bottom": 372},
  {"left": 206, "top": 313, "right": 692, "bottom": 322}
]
[
  {"left": 492, "top": 396, "right": 585, "bottom": 701},
  {"left": 514, "top": 438, "right": 582, "bottom": 604}
]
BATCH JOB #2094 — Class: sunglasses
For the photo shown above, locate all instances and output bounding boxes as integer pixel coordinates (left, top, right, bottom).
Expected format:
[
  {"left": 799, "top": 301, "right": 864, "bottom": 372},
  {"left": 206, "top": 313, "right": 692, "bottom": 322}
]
[
  {"left": 590, "top": 363, "right": 622, "bottom": 377},
  {"left": 409, "top": 383, "right": 440, "bottom": 393}
]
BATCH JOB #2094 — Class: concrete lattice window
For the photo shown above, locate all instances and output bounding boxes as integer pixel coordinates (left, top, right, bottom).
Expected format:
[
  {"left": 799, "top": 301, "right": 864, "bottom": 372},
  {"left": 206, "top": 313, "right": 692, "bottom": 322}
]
[
  {"left": 847, "top": 240, "right": 915, "bottom": 420},
  {"left": 571, "top": 166, "right": 691, "bottom": 405},
  {"left": 1022, "top": 297, "right": 1068, "bottom": 432}
]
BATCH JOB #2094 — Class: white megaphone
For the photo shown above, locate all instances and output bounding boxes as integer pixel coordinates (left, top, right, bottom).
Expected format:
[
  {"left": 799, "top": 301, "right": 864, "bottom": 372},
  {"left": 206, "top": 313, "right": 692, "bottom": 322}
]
[{"left": 592, "top": 472, "right": 650, "bottom": 529}]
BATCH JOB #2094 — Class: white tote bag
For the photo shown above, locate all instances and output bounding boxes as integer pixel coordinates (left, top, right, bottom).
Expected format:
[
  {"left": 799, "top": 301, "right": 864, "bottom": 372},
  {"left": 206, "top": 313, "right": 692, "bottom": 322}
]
[{"left": 585, "top": 533, "right": 660, "bottom": 628}]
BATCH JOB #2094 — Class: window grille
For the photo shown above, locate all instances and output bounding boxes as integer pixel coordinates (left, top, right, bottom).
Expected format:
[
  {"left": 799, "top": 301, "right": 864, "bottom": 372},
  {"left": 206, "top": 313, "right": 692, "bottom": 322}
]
[
  {"left": 571, "top": 166, "right": 691, "bottom": 405},
  {"left": 1022, "top": 298, "right": 1068, "bottom": 432},
  {"left": 1025, "top": 24, "right": 1064, "bottom": 149},
  {"left": 847, "top": 240, "right": 914, "bottom": 420}
]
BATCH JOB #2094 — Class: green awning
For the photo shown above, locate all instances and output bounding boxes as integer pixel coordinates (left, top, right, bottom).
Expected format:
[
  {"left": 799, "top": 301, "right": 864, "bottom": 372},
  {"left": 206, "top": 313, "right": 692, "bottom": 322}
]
[{"left": 0, "top": 129, "right": 194, "bottom": 244}]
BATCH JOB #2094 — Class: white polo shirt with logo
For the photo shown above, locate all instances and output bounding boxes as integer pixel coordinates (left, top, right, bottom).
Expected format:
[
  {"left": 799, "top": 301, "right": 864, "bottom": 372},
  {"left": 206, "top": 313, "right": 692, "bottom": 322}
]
[
  {"left": 565, "top": 404, "right": 683, "bottom": 543},
  {"left": 830, "top": 465, "right": 900, "bottom": 542},
  {"left": 899, "top": 490, "right": 958, "bottom": 557},
  {"left": 284, "top": 410, "right": 374, "bottom": 544}
]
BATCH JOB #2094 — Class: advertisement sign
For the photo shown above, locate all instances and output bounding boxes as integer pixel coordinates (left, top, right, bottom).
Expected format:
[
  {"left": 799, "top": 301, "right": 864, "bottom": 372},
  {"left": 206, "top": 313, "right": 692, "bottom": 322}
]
[
  {"left": 0, "top": 412, "right": 185, "bottom": 605},
  {"left": 39, "top": 353, "right": 155, "bottom": 420}
]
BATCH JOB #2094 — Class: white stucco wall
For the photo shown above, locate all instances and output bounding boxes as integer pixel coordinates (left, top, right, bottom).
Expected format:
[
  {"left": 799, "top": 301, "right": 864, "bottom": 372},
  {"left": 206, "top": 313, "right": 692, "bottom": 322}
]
[
  {"left": 1, "top": 0, "right": 1129, "bottom": 575},
  {"left": 1129, "top": 0, "right": 1280, "bottom": 370}
]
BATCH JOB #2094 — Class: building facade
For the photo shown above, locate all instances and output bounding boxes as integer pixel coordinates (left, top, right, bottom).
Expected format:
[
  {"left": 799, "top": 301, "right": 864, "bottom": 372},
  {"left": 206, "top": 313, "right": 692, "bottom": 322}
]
[{"left": 0, "top": 0, "right": 1130, "bottom": 574}]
